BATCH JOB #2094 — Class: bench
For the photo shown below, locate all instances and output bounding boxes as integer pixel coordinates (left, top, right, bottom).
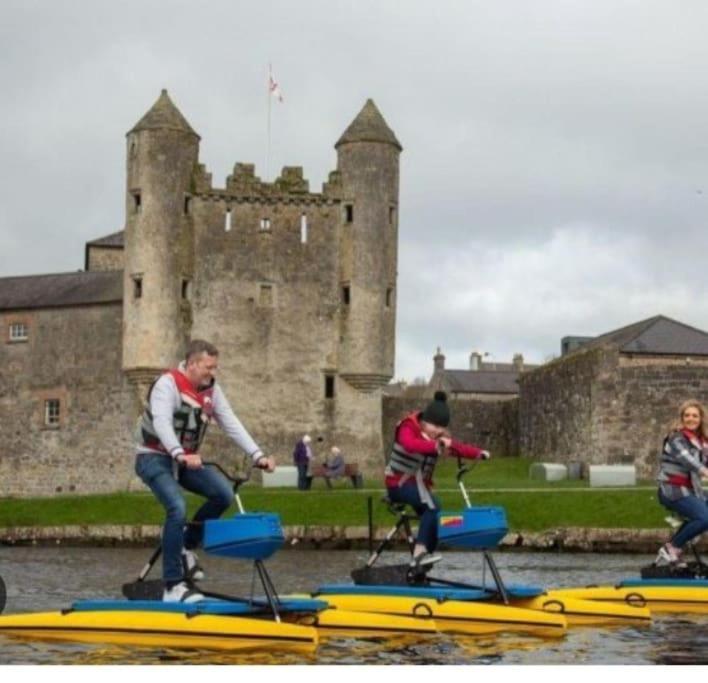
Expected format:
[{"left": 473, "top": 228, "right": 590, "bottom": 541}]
[
  {"left": 310, "top": 463, "right": 364, "bottom": 489},
  {"left": 529, "top": 463, "right": 568, "bottom": 482}
]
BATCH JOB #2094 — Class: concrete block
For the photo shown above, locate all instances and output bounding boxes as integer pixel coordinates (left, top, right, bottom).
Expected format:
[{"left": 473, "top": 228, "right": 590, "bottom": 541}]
[
  {"left": 529, "top": 463, "right": 568, "bottom": 481},
  {"left": 589, "top": 465, "right": 636, "bottom": 487},
  {"left": 262, "top": 465, "right": 298, "bottom": 488}
]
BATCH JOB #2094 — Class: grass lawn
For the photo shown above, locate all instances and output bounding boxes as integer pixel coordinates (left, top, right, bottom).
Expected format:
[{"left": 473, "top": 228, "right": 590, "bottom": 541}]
[{"left": 0, "top": 457, "right": 666, "bottom": 532}]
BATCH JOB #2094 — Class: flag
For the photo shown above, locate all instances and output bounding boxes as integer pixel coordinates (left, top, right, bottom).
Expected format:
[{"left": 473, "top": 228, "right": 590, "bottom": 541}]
[{"left": 269, "top": 65, "right": 283, "bottom": 103}]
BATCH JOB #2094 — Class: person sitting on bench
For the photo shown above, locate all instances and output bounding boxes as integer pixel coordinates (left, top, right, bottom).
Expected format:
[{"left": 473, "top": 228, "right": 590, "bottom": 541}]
[
  {"left": 656, "top": 399, "right": 708, "bottom": 566},
  {"left": 384, "top": 391, "right": 490, "bottom": 570},
  {"left": 323, "top": 447, "right": 346, "bottom": 488}
]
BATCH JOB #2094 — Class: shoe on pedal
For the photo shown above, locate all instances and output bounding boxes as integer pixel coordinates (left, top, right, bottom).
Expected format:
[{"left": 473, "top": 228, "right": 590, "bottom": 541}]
[
  {"left": 409, "top": 552, "right": 442, "bottom": 569},
  {"left": 182, "top": 549, "right": 205, "bottom": 581},
  {"left": 163, "top": 581, "right": 204, "bottom": 603},
  {"left": 656, "top": 544, "right": 681, "bottom": 566}
]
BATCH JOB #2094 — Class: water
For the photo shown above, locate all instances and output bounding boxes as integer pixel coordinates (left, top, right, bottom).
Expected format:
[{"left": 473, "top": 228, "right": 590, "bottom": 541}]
[{"left": 0, "top": 546, "right": 706, "bottom": 664}]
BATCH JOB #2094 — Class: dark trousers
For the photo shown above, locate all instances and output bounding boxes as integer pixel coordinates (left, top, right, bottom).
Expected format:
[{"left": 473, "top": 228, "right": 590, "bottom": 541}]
[
  {"left": 386, "top": 483, "right": 441, "bottom": 553},
  {"left": 296, "top": 462, "right": 311, "bottom": 490}
]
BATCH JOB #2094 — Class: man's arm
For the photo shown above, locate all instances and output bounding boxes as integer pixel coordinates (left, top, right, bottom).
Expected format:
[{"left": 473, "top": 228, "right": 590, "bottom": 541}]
[{"left": 211, "top": 384, "right": 265, "bottom": 463}]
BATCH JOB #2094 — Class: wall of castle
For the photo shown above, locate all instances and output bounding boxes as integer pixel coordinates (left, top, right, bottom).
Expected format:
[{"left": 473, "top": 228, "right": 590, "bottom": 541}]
[
  {"left": 382, "top": 396, "right": 519, "bottom": 463},
  {"left": 592, "top": 357, "right": 708, "bottom": 478},
  {"left": 86, "top": 246, "right": 124, "bottom": 272},
  {"left": 518, "top": 347, "right": 615, "bottom": 462},
  {"left": 0, "top": 304, "right": 135, "bottom": 497},
  {"left": 187, "top": 193, "right": 385, "bottom": 466}
]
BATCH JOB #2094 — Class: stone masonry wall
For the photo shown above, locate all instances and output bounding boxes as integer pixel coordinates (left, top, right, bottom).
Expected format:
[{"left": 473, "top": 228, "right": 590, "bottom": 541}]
[
  {"left": 593, "top": 356, "right": 708, "bottom": 478},
  {"left": 382, "top": 396, "right": 519, "bottom": 467},
  {"left": 518, "top": 346, "right": 616, "bottom": 461},
  {"left": 0, "top": 304, "right": 135, "bottom": 497}
]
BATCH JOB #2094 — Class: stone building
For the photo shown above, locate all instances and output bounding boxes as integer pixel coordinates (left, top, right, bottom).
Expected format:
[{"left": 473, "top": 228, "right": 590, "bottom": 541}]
[
  {"left": 0, "top": 90, "right": 402, "bottom": 496},
  {"left": 519, "top": 315, "right": 708, "bottom": 477}
]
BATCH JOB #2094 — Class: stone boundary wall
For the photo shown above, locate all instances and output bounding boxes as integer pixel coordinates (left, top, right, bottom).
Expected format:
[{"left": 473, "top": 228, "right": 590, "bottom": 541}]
[
  {"left": 1, "top": 524, "right": 703, "bottom": 554},
  {"left": 382, "top": 395, "right": 519, "bottom": 461}
]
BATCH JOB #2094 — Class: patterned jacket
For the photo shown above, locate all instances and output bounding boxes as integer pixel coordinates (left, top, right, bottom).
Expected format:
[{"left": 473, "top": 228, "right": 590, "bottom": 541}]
[{"left": 657, "top": 429, "right": 707, "bottom": 502}]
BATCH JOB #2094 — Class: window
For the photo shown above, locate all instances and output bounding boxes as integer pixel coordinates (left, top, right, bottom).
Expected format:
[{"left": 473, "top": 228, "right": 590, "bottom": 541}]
[
  {"left": 132, "top": 192, "right": 141, "bottom": 213},
  {"left": 325, "top": 374, "right": 335, "bottom": 399},
  {"left": 184, "top": 196, "right": 192, "bottom": 215},
  {"left": 225, "top": 208, "right": 232, "bottom": 232},
  {"left": 260, "top": 217, "right": 271, "bottom": 231},
  {"left": 259, "top": 283, "right": 273, "bottom": 306},
  {"left": 345, "top": 204, "right": 353, "bottom": 223},
  {"left": 9, "top": 322, "right": 28, "bottom": 341},
  {"left": 45, "top": 399, "right": 60, "bottom": 427},
  {"left": 389, "top": 206, "right": 396, "bottom": 225},
  {"left": 300, "top": 213, "right": 308, "bottom": 243},
  {"left": 181, "top": 279, "right": 191, "bottom": 300},
  {"left": 132, "top": 275, "right": 143, "bottom": 299},
  {"left": 386, "top": 288, "right": 393, "bottom": 308},
  {"left": 342, "top": 285, "right": 351, "bottom": 305}
]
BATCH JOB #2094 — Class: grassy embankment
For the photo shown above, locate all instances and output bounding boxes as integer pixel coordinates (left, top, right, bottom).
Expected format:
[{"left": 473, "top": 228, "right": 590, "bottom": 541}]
[{"left": 0, "top": 457, "right": 666, "bottom": 532}]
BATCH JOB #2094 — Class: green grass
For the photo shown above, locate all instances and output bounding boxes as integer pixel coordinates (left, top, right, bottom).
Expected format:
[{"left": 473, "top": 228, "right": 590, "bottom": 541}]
[{"left": 0, "top": 458, "right": 665, "bottom": 532}]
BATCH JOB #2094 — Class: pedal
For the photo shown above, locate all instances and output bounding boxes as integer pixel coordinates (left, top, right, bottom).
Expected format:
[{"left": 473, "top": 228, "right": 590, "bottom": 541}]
[{"left": 121, "top": 579, "right": 165, "bottom": 601}]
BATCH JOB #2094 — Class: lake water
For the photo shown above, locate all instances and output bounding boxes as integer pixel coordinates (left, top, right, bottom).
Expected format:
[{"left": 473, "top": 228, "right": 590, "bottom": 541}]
[{"left": 0, "top": 546, "right": 705, "bottom": 665}]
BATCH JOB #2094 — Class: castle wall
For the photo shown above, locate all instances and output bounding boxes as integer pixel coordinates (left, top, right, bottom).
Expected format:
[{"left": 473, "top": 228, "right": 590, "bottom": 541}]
[
  {"left": 518, "top": 347, "right": 611, "bottom": 463},
  {"left": 86, "top": 246, "right": 124, "bottom": 272},
  {"left": 382, "top": 396, "right": 519, "bottom": 463},
  {"left": 0, "top": 304, "right": 134, "bottom": 497}
]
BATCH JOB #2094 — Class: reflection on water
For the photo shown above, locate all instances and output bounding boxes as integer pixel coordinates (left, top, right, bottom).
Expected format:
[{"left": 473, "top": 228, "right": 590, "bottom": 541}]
[{"left": 0, "top": 546, "right": 706, "bottom": 664}]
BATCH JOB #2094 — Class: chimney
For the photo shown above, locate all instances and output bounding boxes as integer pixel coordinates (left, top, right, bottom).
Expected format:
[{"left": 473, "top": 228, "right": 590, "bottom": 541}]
[
  {"left": 433, "top": 347, "right": 446, "bottom": 372},
  {"left": 469, "top": 351, "right": 483, "bottom": 371},
  {"left": 513, "top": 353, "right": 524, "bottom": 372}
]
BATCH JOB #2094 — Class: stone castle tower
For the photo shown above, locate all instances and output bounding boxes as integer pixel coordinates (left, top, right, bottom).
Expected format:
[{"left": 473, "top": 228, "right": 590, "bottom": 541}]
[
  {"left": 0, "top": 90, "right": 401, "bottom": 496},
  {"left": 121, "top": 90, "right": 402, "bottom": 465}
]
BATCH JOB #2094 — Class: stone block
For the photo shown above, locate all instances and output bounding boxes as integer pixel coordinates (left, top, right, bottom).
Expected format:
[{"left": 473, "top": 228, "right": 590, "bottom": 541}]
[
  {"left": 262, "top": 465, "right": 298, "bottom": 488},
  {"left": 589, "top": 465, "right": 636, "bottom": 487},
  {"left": 529, "top": 462, "right": 568, "bottom": 481}
]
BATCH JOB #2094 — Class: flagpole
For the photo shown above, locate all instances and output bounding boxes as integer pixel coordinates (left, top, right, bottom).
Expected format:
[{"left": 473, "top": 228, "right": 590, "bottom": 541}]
[{"left": 266, "top": 63, "right": 272, "bottom": 182}]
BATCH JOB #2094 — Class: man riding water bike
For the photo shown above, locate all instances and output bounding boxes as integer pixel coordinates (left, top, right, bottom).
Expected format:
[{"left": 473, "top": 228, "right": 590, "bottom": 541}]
[{"left": 135, "top": 339, "right": 275, "bottom": 603}]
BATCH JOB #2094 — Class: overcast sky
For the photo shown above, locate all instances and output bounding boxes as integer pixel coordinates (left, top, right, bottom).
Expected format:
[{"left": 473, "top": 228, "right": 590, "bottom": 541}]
[{"left": 3, "top": 1, "right": 708, "bottom": 381}]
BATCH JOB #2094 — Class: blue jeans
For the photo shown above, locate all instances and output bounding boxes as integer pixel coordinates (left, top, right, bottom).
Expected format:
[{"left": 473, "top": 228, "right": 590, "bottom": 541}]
[
  {"left": 296, "top": 462, "right": 311, "bottom": 490},
  {"left": 135, "top": 453, "right": 234, "bottom": 582},
  {"left": 658, "top": 489, "right": 708, "bottom": 548},
  {"left": 386, "top": 483, "right": 441, "bottom": 553}
]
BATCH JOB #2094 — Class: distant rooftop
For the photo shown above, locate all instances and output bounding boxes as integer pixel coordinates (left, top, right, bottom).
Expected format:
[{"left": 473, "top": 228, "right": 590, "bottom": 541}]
[
  {"left": 86, "top": 230, "right": 125, "bottom": 248},
  {"left": 0, "top": 271, "right": 123, "bottom": 311},
  {"left": 335, "top": 99, "right": 402, "bottom": 150},
  {"left": 565, "top": 315, "right": 708, "bottom": 357}
]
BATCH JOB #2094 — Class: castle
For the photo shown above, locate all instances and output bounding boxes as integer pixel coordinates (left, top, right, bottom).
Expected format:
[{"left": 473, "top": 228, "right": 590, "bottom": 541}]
[{"left": 0, "top": 90, "right": 401, "bottom": 496}]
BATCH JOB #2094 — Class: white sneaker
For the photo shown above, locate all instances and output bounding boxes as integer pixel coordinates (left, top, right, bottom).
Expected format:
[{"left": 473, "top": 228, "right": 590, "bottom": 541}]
[
  {"left": 656, "top": 545, "right": 681, "bottom": 566},
  {"left": 163, "top": 581, "right": 204, "bottom": 603},
  {"left": 182, "top": 550, "right": 205, "bottom": 581}
]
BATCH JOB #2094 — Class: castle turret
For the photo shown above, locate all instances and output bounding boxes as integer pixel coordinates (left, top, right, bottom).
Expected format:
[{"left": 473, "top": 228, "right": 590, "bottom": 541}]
[
  {"left": 122, "top": 90, "right": 200, "bottom": 381},
  {"left": 335, "top": 99, "right": 402, "bottom": 391}
]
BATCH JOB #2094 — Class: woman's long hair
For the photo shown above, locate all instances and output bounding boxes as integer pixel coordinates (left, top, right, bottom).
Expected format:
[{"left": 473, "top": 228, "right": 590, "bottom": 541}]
[{"left": 668, "top": 399, "right": 708, "bottom": 440}]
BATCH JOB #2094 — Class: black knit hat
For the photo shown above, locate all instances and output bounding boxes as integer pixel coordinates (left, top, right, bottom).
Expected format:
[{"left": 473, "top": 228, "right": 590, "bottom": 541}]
[{"left": 421, "top": 391, "right": 450, "bottom": 427}]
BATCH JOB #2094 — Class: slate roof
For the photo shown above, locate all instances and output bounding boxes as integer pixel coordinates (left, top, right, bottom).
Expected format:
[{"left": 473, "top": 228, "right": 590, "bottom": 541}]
[
  {"left": 571, "top": 315, "right": 708, "bottom": 356},
  {"left": 335, "top": 99, "right": 402, "bottom": 150},
  {"left": 437, "top": 369, "right": 521, "bottom": 395},
  {"left": 0, "top": 271, "right": 123, "bottom": 311},
  {"left": 86, "top": 231, "right": 124, "bottom": 248}
]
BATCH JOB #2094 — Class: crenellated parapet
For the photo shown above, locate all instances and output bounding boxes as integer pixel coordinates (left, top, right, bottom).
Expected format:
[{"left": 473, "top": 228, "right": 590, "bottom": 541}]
[
  {"left": 273, "top": 166, "right": 309, "bottom": 194},
  {"left": 192, "top": 163, "right": 213, "bottom": 193},
  {"left": 322, "top": 170, "right": 343, "bottom": 198}
]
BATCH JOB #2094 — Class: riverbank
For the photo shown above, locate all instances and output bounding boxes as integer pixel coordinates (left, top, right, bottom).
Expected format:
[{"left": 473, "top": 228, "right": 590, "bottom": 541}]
[{"left": 1, "top": 523, "right": 705, "bottom": 554}]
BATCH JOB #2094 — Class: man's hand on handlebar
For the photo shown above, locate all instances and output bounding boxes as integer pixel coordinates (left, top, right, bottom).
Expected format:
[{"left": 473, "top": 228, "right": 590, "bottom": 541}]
[
  {"left": 177, "top": 453, "right": 203, "bottom": 469},
  {"left": 255, "top": 455, "right": 276, "bottom": 472}
]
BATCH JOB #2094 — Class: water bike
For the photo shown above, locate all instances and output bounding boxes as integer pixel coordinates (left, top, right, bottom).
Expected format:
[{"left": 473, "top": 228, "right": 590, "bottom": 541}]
[
  {"left": 0, "top": 461, "right": 436, "bottom": 653},
  {"left": 551, "top": 514, "right": 708, "bottom": 615},
  {"left": 315, "top": 460, "right": 651, "bottom": 630}
]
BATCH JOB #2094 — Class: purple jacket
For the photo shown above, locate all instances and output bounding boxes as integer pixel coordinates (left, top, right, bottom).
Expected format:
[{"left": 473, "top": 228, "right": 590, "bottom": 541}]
[{"left": 293, "top": 440, "right": 309, "bottom": 466}]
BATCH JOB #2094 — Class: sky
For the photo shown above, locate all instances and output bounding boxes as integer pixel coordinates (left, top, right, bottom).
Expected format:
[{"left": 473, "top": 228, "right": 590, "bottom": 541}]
[{"left": 3, "top": 1, "right": 708, "bottom": 381}]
